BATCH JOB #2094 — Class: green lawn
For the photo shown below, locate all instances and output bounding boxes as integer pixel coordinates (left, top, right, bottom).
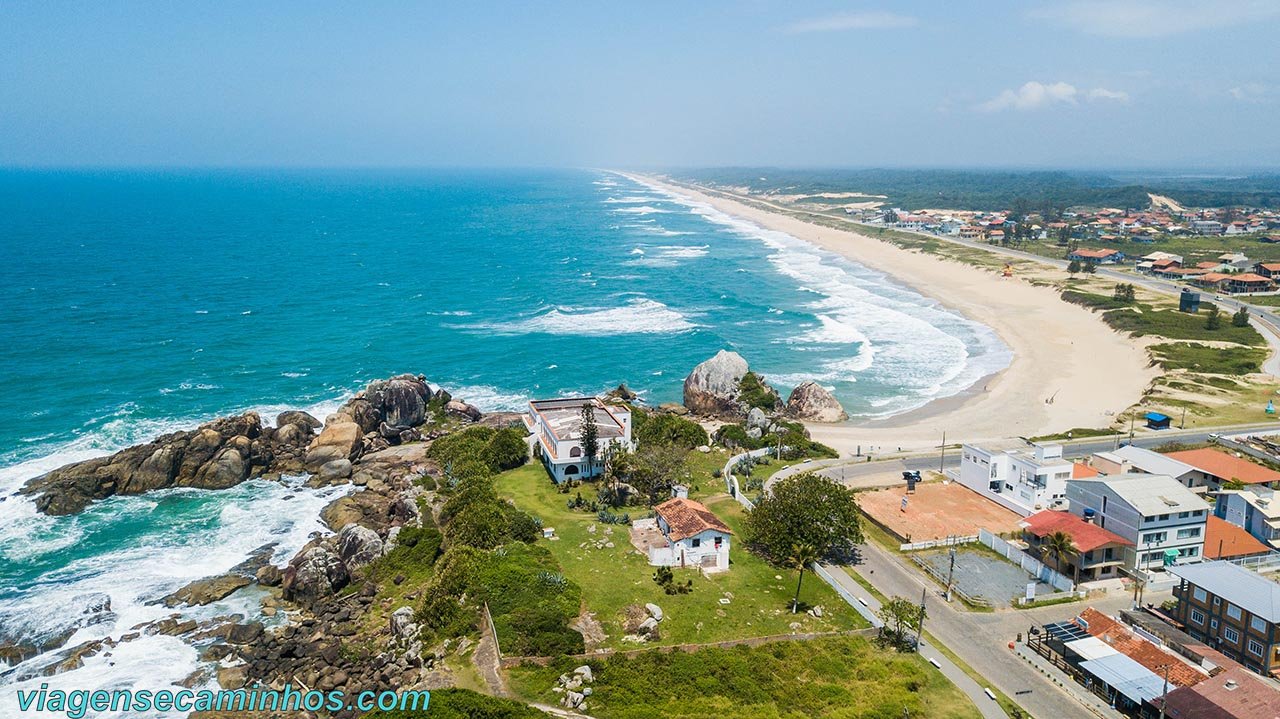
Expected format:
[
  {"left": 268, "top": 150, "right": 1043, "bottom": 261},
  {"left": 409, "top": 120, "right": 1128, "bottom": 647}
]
[
  {"left": 507, "top": 635, "right": 982, "bottom": 719},
  {"left": 493, "top": 464, "right": 867, "bottom": 651}
]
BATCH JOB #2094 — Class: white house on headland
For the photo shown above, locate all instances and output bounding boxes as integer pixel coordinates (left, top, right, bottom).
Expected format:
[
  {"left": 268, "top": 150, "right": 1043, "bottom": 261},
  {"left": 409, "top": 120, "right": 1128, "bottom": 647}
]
[
  {"left": 957, "top": 443, "right": 1074, "bottom": 516},
  {"left": 523, "top": 397, "right": 633, "bottom": 483},
  {"left": 647, "top": 497, "right": 732, "bottom": 572},
  {"left": 1065, "top": 474, "right": 1210, "bottom": 572}
]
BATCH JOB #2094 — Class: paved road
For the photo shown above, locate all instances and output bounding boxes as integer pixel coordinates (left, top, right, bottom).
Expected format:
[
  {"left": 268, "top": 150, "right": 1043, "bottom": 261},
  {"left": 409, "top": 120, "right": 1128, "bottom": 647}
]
[{"left": 846, "top": 542, "right": 1176, "bottom": 719}]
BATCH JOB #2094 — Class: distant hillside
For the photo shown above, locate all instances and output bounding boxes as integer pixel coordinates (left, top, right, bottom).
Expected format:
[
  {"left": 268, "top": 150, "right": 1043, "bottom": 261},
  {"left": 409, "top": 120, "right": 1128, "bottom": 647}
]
[{"left": 671, "top": 168, "right": 1280, "bottom": 211}]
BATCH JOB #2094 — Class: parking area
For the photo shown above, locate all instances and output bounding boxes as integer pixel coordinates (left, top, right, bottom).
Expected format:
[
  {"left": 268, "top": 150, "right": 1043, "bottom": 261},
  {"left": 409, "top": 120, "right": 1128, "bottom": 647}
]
[
  {"left": 916, "top": 547, "right": 1052, "bottom": 604},
  {"left": 858, "top": 481, "right": 1024, "bottom": 543}
]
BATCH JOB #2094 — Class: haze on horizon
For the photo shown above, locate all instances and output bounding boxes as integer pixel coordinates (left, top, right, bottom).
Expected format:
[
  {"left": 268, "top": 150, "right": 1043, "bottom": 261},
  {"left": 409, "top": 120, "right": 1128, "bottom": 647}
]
[{"left": 2, "top": 0, "right": 1278, "bottom": 171}]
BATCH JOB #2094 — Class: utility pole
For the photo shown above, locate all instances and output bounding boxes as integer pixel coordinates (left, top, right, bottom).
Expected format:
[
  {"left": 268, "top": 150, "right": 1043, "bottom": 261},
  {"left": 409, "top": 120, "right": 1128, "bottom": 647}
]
[
  {"left": 1129, "top": 412, "right": 1136, "bottom": 445},
  {"left": 1158, "top": 663, "right": 1170, "bottom": 719},
  {"left": 939, "top": 431, "right": 946, "bottom": 473},
  {"left": 1180, "top": 406, "right": 1187, "bottom": 430},
  {"left": 916, "top": 585, "right": 927, "bottom": 652},
  {"left": 946, "top": 546, "right": 956, "bottom": 602}
]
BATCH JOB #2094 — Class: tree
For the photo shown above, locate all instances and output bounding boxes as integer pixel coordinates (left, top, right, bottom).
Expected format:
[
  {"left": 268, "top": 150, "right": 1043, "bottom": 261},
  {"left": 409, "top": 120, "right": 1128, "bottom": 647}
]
[
  {"left": 1232, "top": 306, "right": 1251, "bottom": 327},
  {"left": 745, "top": 472, "right": 863, "bottom": 564},
  {"left": 788, "top": 543, "right": 819, "bottom": 614},
  {"left": 1082, "top": 261, "right": 1097, "bottom": 274},
  {"left": 630, "top": 443, "right": 689, "bottom": 505},
  {"left": 579, "top": 402, "right": 599, "bottom": 479},
  {"left": 1040, "top": 531, "right": 1078, "bottom": 585},
  {"left": 878, "top": 595, "right": 926, "bottom": 651},
  {"left": 1112, "top": 283, "right": 1136, "bottom": 303},
  {"left": 1205, "top": 304, "right": 1222, "bottom": 330},
  {"left": 1067, "top": 259, "right": 1082, "bottom": 276},
  {"left": 1222, "top": 477, "right": 1247, "bottom": 491}
]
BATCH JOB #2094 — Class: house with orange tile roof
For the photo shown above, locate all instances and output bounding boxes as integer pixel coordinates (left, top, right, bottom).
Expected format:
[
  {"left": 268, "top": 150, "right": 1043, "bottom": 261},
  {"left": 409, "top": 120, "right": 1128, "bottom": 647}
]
[
  {"left": 1165, "top": 448, "right": 1280, "bottom": 490},
  {"left": 1068, "top": 248, "right": 1124, "bottom": 264},
  {"left": 646, "top": 497, "right": 732, "bottom": 572},
  {"left": 1226, "top": 272, "right": 1273, "bottom": 294},
  {"left": 1076, "top": 607, "right": 1210, "bottom": 688},
  {"left": 1254, "top": 262, "right": 1280, "bottom": 279},
  {"left": 1157, "top": 666, "right": 1280, "bottom": 719},
  {"left": 1203, "top": 516, "right": 1271, "bottom": 560},
  {"left": 1021, "top": 510, "right": 1133, "bottom": 582}
]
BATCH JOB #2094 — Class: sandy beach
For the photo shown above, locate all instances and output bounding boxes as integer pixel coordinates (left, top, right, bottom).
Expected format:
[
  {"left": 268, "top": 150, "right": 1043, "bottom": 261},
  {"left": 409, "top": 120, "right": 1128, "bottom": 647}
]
[{"left": 630, "top": 173, "right": 1158, "bottom": 453}]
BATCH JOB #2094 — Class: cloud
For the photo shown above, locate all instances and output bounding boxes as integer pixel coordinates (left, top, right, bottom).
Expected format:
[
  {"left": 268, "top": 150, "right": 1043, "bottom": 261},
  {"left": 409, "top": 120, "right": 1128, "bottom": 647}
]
[
  {"left": 977, "top": 82, "right": 1079, "bottom": 112},
  {"left": 977, "top": 81, "right": 1131, "bottom": 111},
  {"left": 1229, "top": 83, "right": 1271, "bottom": 102},
  {"left": 1031, "top": 0, "right": 1280, "bottom": 38},
  {"left": 1087, "top": 88, "right": 1131, "bottom": 102},
  {"left": 784, "top": 11, "right": 918, "bottom": 33}
]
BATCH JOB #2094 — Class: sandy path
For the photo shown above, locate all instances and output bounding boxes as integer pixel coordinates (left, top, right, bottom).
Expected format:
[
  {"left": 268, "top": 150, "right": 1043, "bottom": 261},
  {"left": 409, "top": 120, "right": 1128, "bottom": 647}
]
[{"left": 628, "top": 174, "right": 1157, "bottom": 452}]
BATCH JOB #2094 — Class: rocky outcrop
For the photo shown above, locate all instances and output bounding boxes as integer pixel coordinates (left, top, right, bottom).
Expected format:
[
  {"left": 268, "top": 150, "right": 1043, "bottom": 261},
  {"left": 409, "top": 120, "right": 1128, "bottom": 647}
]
[
  {"left": 785, "top": 381, "right": 848, "bottom": 423},
  {"left": 337, "top": 524, "right": 384, "bottom": 573},
  {"left": 682, "top": 350, "right": 749, "bottom": 416},
  {"left": 305, "top": 374, "right": 450, "bottom": 470},
  {"left": 21, "top": 412, "right": 315, "bottom": 515},
  {"left": 281, "top": 544, "right": 350, "bottom": 604},
  {"left": 682, "top": 351, "right": 782, "bottom": 418},
  {"left": 163, "top": 574, "right": 252, "bottom": 607}
]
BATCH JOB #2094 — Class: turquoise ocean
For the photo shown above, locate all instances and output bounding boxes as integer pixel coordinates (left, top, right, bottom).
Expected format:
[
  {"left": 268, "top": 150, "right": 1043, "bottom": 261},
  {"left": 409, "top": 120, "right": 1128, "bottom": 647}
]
[{"left": 0, "top": 169, "right": 1009, "bottom": 714}]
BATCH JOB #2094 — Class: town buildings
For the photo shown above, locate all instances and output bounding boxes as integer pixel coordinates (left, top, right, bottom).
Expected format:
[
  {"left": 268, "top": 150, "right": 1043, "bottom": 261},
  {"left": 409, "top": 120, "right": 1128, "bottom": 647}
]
[
  {"left": 1169, "top": 561, "right": 1280, "bottom": 676},
  {"left": 957, "top": 443, "right": 1075, "bottom": 516},
  {"left": 1065, "top": 474, "right": 1210, "bottom": 571}
]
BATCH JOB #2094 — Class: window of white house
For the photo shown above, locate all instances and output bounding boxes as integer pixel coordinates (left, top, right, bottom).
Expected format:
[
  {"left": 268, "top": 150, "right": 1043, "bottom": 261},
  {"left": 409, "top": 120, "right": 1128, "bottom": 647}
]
[
  {"left": 1178, "top": 511, "right": 1190, "bottom": 519},
  {"left": 1227, "top": 604, "right": 1242, "bottom": 620},
  {"left": 1191, "top": 609, "right": 1206, "bottom": 625},
  {"left": 1249, "top": 639, "right": 1265, "bottom": 656},
  {"left": 1178, "top": 547, "right": 1198, "bottom": 558},
  {"left": 1194, "top": 587, "right": 1208, "bottom": 602},
  {"left": 1224, "top": 627, "right": 1241, "bottom": 643},
  {"left": 1176, "top": 527, "right": 1201, "bottom": 540},
  {"left": 1143, "top": 531, "right": 1167, "bottom": 543},
  {"left": 691, "top": 538, "right": 701, "bottom": 548},
  {"left": 1252, "top": 617, "right": 1268, "bottom": 633}
]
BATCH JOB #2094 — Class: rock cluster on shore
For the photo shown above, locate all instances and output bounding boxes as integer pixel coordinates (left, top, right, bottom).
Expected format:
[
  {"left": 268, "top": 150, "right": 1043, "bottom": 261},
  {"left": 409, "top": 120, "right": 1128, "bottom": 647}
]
[{"left": 681, "top": 350, "right": 847, "bottom": 423}]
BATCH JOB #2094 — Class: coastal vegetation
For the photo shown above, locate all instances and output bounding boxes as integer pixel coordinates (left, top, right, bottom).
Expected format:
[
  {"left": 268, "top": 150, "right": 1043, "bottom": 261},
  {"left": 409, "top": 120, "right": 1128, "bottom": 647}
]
[
  {"left": 363, "top": 687, "right": 544, "bottom": 718},
  {"left": 744, "top": 473, "right": 863, "bottom": 565},
  {"left": 507, "top": 635, "right": 980, "bottom": 719}
]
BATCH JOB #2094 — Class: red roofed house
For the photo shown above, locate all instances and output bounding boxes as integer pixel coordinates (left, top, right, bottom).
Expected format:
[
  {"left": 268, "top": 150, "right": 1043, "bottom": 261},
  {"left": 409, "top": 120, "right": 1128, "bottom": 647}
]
[
  {"left": 1203, "top": 516, "right": 1272, "bottom": 560},
  {"left": 1253, "top": 262, "right": 1280, "bottom": 279},
  {"left": 1068, "top": 248, "right": 1124, "bottom": 264},
  {"left": 1165, "top": 448, "right": 1280, "bottom": 490},
  {"left": 1226, "top": 273, "right": 1274, "bottom": 294},
  {"left": 647, "top": 497, "right": 732, "bottom": 572},
  {"left": 1076, "top": 608, "right": 1209, "bottom": 689},
  {"left": 1021, "top": 510, "right": 1133, "bottom": 582}
]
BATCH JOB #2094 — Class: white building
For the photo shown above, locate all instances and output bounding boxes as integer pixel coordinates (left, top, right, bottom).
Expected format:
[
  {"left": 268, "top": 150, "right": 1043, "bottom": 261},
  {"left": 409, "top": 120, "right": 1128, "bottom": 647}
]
[
  {"left": 647, "top": 497, "right": 732, "bottom": 572},
  {"left": 958, "top": 443, "right": 1073, "bottom": 516},
  {"left": 523, "top": 397, "right": 633, "bottom": 483},
  {"left": 1215, "top": 487, "right": 1280, "bottom": 549},
  {"left": 1065, "top": 474, "right": 1210, "bottom": 572},
  {"left": 1091, "top": 445, "right": 1201, "bottom": 490}
]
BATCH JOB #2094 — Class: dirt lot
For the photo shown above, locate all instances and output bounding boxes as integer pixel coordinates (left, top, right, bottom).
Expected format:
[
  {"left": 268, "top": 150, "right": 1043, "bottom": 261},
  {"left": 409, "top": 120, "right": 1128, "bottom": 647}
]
[{"left": 859, "top": 481, "right": 1024, "bottom": 543}]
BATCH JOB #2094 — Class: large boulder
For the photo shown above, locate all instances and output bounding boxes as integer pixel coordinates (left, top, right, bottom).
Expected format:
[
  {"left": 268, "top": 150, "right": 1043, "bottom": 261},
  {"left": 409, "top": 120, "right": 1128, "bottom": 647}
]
[
  {"left": 363, "top": 375, "right": 433, "bottom": 429},
  {"left": 337, "top": 524, "right": 384, "bottom": 573},
  {"left": 276, "top": 410, "right": 321, "bottom": 432},
  {"left": 282, "top": 545, "right": 349, "bottom": 603},
  {"left": 682, "top": 350, "right": 749, "bottom": 416},
  {"left": 163, "top": 574, "right": 252, "bottom": 607},
  {"left": 305, "top": 420, "right": 363, "bottom": 470},
  {"left": 785, "top": 381, "right": 848, "bottom": 423}
]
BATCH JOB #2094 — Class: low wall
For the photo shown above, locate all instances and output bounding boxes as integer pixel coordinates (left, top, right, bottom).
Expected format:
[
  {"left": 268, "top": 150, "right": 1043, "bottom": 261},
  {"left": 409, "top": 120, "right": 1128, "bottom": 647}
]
[{"left": 979, "top": 528, "right": 1075, "bottom": 592}]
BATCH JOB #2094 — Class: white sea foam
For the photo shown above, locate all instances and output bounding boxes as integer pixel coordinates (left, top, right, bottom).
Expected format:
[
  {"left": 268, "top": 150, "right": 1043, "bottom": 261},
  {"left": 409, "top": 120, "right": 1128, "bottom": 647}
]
[
  {"left": 465, "top": 297, "right": 697, "bottom": 337},
  {"left": 625, "top": 244, "right": 709, "bottom": 267},
  {"left": 610, "top": 205, "right": 670, "bottom": 215},
  {"left": 447, "top": 385, "right": 531, "bottom": 412},
  {"left": 601, "top": 195, "right": 662, "bottom": 204}
]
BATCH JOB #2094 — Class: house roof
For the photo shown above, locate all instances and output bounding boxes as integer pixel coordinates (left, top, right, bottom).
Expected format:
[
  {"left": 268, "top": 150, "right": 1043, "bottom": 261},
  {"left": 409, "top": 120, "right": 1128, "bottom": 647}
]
[
  {"left": 1022, "top": 510, "right": 1133, "bottom": 552},
  {"left": 1165, "top": 448, "right": 1280, "bottom": 485},
  {"left": 654, "top": 498, "right": 732, "bottom": 541},
  {"left": 1158, "top": 666, "right": 1280, "bottom": 719},
  {"left": 1073, "top": 248, "right": 1119, "bottom": 258},
  {"left": 1204, "top": 516, "right": 1272, "bottom": 560},
  {"left": 1073, "top": 462, "right": 1099, "bottom": 478},
  {"left": 1078, "top": 654, "right": 1168, "bottom": 704},
  {"left": 1169, "top": 561, "right": 1280, "bottom": 623},
  {"left": 1257, "top": 263, "right": 1280, "bottom": 271},
  {"left": 1199, "top": 272, "right": 1233, "bottom": 283},
  {"left": 1230, "top": 273, "right": 1272, "bottom": 283},
  {"left": 1097, "top": 445, "right": 1197, "bottom": 478},
  {"left": 528, "top": 397, "right": 627, "bottom": 442},
  {"left": 1077, "top": 608, "right": 1208, "bottom": 688},
  {"left": 1069, "top": 473, "right": 1210, "bottom": 515}
]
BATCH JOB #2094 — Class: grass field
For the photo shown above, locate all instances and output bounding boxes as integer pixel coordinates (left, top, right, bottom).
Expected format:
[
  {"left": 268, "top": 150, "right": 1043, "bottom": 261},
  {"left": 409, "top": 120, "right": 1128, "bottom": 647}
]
[
  {"left": 493, "top": 463, "right": 867, "bottom": 651},
  {"left": 507, "top": 635, "right": 982, "bottom": 719}
]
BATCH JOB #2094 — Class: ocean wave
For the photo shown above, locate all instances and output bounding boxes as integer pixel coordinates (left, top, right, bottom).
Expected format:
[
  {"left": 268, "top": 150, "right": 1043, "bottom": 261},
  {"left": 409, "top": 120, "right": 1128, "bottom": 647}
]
[
  {"left": 610, "top": 205, "right": 670, "bottom": 215},
  {"left": 446, "top": 385, "right": 531, "bottom": 412},
  {"left": 461, "top": 297, "right": 698, "bottom": 337},
  {"left": 158, "top": 382, "right": 221, "bottom": 395},
  {"left": 601, "top": 195, "right": 662, "bottom": 204}
]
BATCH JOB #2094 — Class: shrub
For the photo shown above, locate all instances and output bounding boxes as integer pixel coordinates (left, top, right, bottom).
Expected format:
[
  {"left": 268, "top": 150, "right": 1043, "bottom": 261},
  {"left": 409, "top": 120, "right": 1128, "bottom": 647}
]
[
  {"left": 486, "top": 427, "right": 531, "bottom": 470},
  {"left": 738, "top": 372, "right": 780, "bottom": 411},
  {"left": 634, "top": 413, "right": 708, "bottom": 448},
  {"left": 364, "top": 688, "right": 544, "bottom": 719}
]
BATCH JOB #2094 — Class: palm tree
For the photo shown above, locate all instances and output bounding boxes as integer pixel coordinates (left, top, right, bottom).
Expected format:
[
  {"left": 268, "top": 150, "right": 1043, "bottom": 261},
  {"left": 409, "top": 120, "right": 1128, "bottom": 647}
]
[
  {"left": 1041, "top": 531, "right": 1077, "bottom": 586},
  {"left": 788, "top": 543, "right": 820, "bottom": 614}
]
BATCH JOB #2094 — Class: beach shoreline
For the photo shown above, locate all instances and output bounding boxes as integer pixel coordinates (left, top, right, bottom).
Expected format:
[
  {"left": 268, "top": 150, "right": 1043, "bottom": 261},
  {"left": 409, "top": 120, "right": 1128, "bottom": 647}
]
[{"left": 626, "top": 172, "right": 1157, "bottom": 452}]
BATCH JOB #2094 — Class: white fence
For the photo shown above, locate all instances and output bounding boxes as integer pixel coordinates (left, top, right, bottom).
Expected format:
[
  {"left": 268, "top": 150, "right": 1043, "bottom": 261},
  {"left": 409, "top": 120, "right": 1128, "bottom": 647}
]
[
  {"left": 811, "top": 563, "right": 883, "bottom": 629},
  {"left": 899, "top": 535, "right": 978, "bottom": 552},
  {"left": 723, "top": 447, "right": 775, "bottom": 511},
  {"left": 979, "top": 529, "right": 1075, "bottom": 592},
  {"left": 1219, "top": 551, "right": 1280, "bottom": 574}
]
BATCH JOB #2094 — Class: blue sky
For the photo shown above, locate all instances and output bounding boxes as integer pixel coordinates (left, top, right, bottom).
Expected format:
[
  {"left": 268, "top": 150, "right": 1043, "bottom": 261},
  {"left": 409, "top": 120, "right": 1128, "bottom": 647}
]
[{"left": 1, "top": 1, "right": 1278, "bottom": 169}]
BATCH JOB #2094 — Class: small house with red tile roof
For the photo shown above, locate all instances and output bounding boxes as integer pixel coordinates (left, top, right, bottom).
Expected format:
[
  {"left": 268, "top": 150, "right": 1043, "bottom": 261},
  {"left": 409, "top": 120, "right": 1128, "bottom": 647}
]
[
  {"left": 1068, "top": 248, "right": 1124, "bottom": 264},
  {"left": 1203, "top": 516, "right": 1271, "bottom": 560},
  {"left": 1253, "top": 262, "right": 1280, "bottom": 279},
  {"left": 1021, "top": 510, "right": 1133, "bottom": 582},
  {"left": 1227, "top": 273, "right": 1273, "bottom": 294},
  {"left": 648, "top": 497, "right": 732, "bottom": 572},
  {"left": 1165, "top": 448, "right": 1280, "bottom": 490}
]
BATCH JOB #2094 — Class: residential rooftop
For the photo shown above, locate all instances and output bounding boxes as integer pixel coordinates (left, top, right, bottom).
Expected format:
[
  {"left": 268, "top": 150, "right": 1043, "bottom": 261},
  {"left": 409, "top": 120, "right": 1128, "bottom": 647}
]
[
  {"left": 1070, "top": 473, "right": 1210, "bottom": 515},
  {"left": 1169, "top": 561, "right": 1280, "bottom": 624},
  {"left": 1022, "top": 510, "right": 1132, "bottom": 552},
  {"left": 654, "top": 498, "right": 732, "bottom": 542},
  {"left": 1166, "top": 448, "right": 1280, "bottom": 485},
  {"left": 1094, "top": 445, "right": 1197, "bottom": 478},
  {"left": 527, "top": 397, "right": 626, "bottom": 441},
  {"left": 1204, "top": 516, "right": 1272, "bottom": 560}
]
